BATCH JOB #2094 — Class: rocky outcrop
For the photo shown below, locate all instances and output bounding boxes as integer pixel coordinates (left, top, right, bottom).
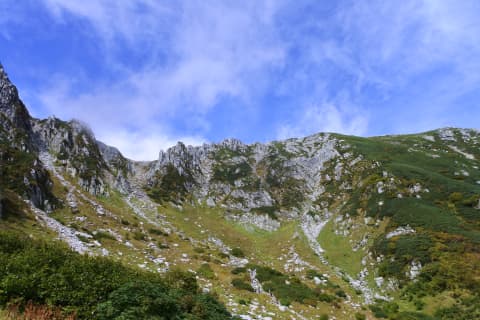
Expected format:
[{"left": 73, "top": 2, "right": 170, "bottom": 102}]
[
  {"left": 32, "top": 117, "right": 109, "bottom": 195},
  {"left": 0, "top": 63, "right": 55, "bottom": 210},
  {"left": 97, "top": 141, "right": 133, "bottom": 193},
  {"left": 147, "top": 134, "right": 342, "bottom": 223},
  {"left": 0, "top": 63, "right": 32, "bottom": 145}
]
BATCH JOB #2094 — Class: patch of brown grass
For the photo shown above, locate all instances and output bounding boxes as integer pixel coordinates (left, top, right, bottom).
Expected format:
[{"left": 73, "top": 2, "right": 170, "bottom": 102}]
[{"left": 6, "top": 301, "right": 75, "bottom": 320}]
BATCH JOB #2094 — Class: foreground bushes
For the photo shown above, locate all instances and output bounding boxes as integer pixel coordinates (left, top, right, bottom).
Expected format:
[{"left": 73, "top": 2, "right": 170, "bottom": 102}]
[{"left": 0, "top": 232, "right": 233, "bottom": 319}]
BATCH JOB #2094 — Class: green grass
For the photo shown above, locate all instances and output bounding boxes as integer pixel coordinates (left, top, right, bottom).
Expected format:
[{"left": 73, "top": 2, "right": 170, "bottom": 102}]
[{"left": 318, "top": 218, "right": 365, "bottom": 276}]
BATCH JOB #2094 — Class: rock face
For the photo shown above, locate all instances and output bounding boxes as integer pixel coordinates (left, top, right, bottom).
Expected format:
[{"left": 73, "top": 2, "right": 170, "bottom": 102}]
[
  {"left": 146, "top": 133, "right": 346, "bottom": 223},
  {"left": 0, "top": 64, "right": 126, "bottom": 207},
  {"left": 97, "top": 141, "right": 133, "bottom": 194},
  {"left": 32, "top": 117, "right": 110, "bottom": 195},
  {"left": 0, "top": 64, "right": 54, "bottom": 210},
  {"left": 0, "top": 64, "right": 32, "bottom": 141}
]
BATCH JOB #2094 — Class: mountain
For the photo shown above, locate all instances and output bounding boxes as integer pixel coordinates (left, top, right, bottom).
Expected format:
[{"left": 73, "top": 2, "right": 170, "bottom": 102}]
[{"left": 0, "top": 63, "right": 479, "bottom": 319}]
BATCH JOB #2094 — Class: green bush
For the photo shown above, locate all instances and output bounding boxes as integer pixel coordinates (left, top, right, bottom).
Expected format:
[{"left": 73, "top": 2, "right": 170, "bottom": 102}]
[
  {"left": 231, "top": 279, "right": 254, "bottom": 292},
  {"left": 231, "top": 267, "right": 246, "bottom": 275},
  {"left": 231, "top": 247, "right": 245, "bottom": 258},
  {"left": 146, "top": 163, "right": 191, "bottom": 203},
  {"left": 93, "top": 231, "right": 116, "bottom": 241},
  {"left": 354, "top": 313, "right": 366, "bottom": 320},
  {"left": 246, "top": 264, "right": 339, "bottom": 306},
  {"left": 96, "top": 281, "right": 178, "bottom": 319},
  {"left": 148, "top": 228, "right": 168, "bottom": 236},
  {"left": 0, "top": 231, "right": 233, "bottom": 319},
  {"left": 212, "top": 161, "right": 252, "bottom": 185},
  {"left": 132, "top": 231, "right": 146, "bottom": 241}
]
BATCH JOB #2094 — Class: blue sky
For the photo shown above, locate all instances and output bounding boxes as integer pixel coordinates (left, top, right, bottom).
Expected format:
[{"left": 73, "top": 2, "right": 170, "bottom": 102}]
[{"left": 1, "top": 0, "right": 480, "bottom": 160}]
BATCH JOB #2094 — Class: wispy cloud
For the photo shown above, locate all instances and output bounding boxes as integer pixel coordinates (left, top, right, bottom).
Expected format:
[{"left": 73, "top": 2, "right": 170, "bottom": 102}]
[
  {"left": 277, "top": 102, "right": 368, "bottom": 140},
  {"left": 3, "top": 0, "right": 480, "bottom": 159},
  {"left": 34, "top": 0, "right": 287, "bottom": 160}
]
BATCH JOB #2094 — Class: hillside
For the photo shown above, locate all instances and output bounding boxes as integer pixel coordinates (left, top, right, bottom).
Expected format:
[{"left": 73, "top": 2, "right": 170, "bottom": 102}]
[{"left": 1, "top": 63, "right": 479, "bottom": 319}]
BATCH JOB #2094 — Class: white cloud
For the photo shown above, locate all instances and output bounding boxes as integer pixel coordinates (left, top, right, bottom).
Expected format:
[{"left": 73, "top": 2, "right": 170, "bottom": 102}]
[
  {"left": 97, "top": 129, "right": 205, "bottom": 161},
  {"left": 334, "top": 0, "right": 480, "bottom": 85},
  {"left": 7, "top": 0, "right": 480, "bottom": 155},
  {"left": 277, "top": 103, "right": 368, "bottom": 140},
  {"left": 33, "top": 0, "right": 287, "bottom": 159}
]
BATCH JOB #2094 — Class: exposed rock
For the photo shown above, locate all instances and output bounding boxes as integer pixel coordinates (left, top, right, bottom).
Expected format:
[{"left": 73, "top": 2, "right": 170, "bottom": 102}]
[
  {"left": 301, "top": 211, "right": 331, "bottom": 257},
  {"left": 386, "top": 225, "right": 416, "bottom": 239},
  {"left": 26, "top": 200, "right": 90, "bottom": 254},
  {"left": 33, "top": 118, "right": 109, "bottom": 196},
  {"left": 449, "top": 145, "right": 475, "bottom": 160},
  {"left": 0, "top": 64, "right": 55, "bottom": 210},
  {"left": 408, "top": 260, "right": 422, "bottom": 280},
  {"left": 225, "top": 211, "right": 280, "bottom": 231},
  {"left": 147, "top": 133, "right": 340, "bottom": 216},
  {"left": 249, "top": 268, "right": 264, "bottom": 294}
]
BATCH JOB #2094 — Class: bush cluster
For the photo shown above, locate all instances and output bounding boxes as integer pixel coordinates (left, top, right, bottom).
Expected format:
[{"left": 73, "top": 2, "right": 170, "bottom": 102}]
[{"left": 0, "top": 232, "right": 233, "bottom": 319}]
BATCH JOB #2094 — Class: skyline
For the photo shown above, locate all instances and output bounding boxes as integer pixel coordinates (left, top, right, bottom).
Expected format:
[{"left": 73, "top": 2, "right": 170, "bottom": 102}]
[{"left": 1, "top": 0, "right": 480, "bottom": 160}]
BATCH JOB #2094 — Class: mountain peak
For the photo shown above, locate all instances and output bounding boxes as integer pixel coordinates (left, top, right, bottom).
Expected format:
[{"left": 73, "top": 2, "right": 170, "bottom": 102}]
[{"left": 0, "top": 63, "right": 19, "bottom": 110}]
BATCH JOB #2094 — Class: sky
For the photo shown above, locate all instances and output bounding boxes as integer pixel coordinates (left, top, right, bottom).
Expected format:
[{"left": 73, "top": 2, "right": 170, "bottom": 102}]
[{"left": 1, "top": 0, "right": 480, "bottom": 160}]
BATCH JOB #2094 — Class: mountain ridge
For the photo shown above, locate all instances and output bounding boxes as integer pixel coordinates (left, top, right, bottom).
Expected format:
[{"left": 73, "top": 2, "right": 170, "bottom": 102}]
[{"left": 1, "top": 63, "right": 480, "bottom": 319}]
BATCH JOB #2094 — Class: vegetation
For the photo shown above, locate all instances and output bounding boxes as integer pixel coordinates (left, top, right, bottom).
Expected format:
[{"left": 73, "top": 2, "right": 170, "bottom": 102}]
[
  {"left": 197, "top": 263, "right": 216, "bottom": 279},
  {"left": 146, "top": 163, "right": 192, "bottom": 204},
  {"left": 230, "top": 247, "right": 245, "bottom": 258},
  {"left": 0, "top": 131, "right": 55, "bottom": 211},
  {"left": 338, "top": 131, "right": 480, "bottom": 317},
  {"left": 232, "top": 264, "right": 341, "bottom": 307},
  {"left": 231, "top": 279, "right": 254, "bottom": 292},
  {"left": 0, "top": 232, "right": 233, "bottom": 319},
  {"left": 251, "top": 206, "right": 278, "bottom": 219},
  {"left": 212, "top": 161, "right": 252, "bottom": 185}
]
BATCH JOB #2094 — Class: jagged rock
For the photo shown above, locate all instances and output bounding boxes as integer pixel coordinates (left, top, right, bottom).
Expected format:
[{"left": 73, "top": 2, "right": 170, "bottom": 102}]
[
  {"left": 147, "top": 133, "right": 341, "bottom": 219},
  {"left": 0, "top": 64, "right": 55, "bottom": 210},
  {"left": 0, "top": 64, "right": 32, "bottom": 138},
  {"left": 32, "top": 118, "right": 109, "bottom": 196}
]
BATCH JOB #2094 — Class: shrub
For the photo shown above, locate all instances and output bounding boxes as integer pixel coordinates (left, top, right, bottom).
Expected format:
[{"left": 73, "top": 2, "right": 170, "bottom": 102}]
[
  {"left": 93, "top": 231, "right": 115, "bottom": 241},
  {"left": 96, "top": 281, "right": 178, "bottom": 320},
  {"left": 354, "top": 313, "right": 366, "bottom": 320},
  {"left": 231, "top": 279, "right": 254, "bottom": 292},
  {"left": 0, "top": 232, "right": 233, "bottom": 319},
  {"left": 246, "top": 264, "right": 337, "bottom": 306},
  {"left": 148, "top": 228, "right": 168, "bottom": 236},
  {"left": 279, "top": 298, "right": 291, "bottom": 306},
  {"left": 231, "top": 247, "right": 245, "bottom": 258},
  {"left": 238, "top": 299, "right": 248, "bottom": 305},
  {"left": 231, "top": 267, "right": 246, "bottom": 275},
  {"left": 335, "top": 289, "right": 347, "bottom": 298},
  {"left": 132, "top": 231, "right": 146, "bottom": 241},
  {"left": 197, "top": 263, "right": 215, "bottom": 279}
]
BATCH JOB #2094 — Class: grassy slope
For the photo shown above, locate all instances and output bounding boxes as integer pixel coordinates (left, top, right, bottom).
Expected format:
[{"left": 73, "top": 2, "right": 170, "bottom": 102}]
[
  {"left": 330, "top": 130, "right": 480, "bottom": 318},
  {"left": 3, "top": 128, "right": 480, "bottom": 319},
  {"left": 1, "top": 168, "right": 368, "bottom": 319}
]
